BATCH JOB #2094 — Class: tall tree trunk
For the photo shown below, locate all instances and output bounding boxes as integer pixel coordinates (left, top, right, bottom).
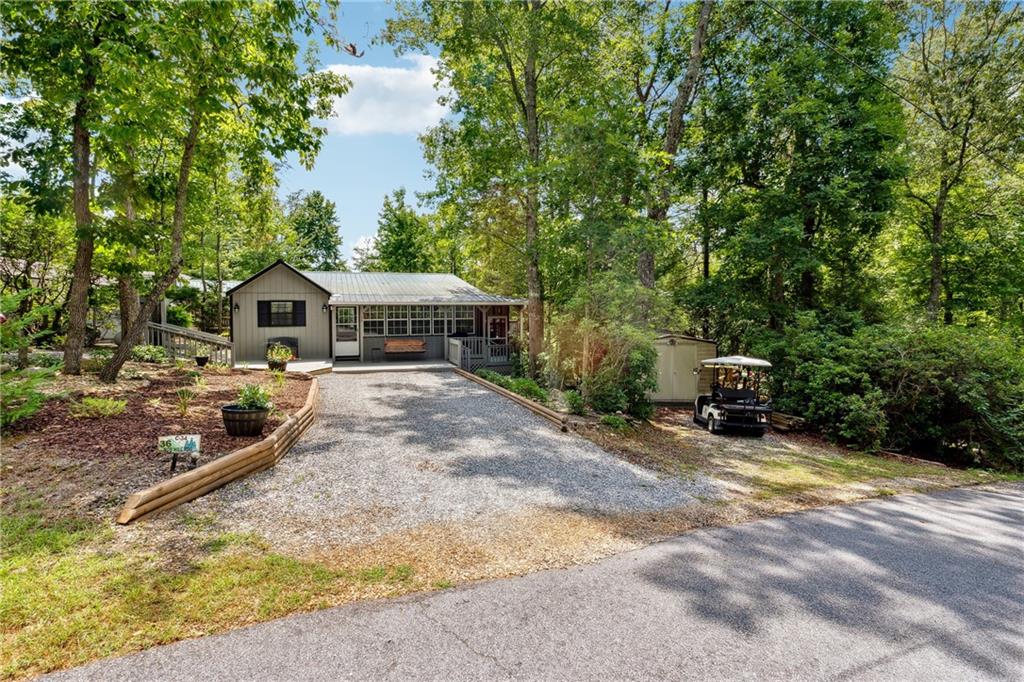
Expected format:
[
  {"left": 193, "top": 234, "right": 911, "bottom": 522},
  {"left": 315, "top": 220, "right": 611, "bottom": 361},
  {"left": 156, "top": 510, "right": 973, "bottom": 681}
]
[
  {"left": 523, "top": 2, "right": 544, "bottom": 378},
  {"left": 639, "top": 0, "right": 714, "bottom": 292},
  {"left": 101, "top": 107, "right": 203, "bottom": 383},
  {"left": 215, "top": 231, "right": 224, "bottom": 333},
  {"left": 62, "top": 67, "right": 98, "bottom": 374},
  {"left": 117, "top": 190, "right": 142, "bottom": 347},
  {"left": 926, "top": 189, "right": 948, "bottom": 322},
  {"left": 700, "top": 185, "right": 711, "bottom": 339}
]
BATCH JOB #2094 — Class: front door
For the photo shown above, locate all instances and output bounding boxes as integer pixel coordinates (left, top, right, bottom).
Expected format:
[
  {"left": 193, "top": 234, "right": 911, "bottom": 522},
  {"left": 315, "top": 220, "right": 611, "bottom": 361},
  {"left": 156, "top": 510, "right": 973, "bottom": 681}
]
[
  {"left": 334, "top": 306, "right": 359, "bottom": 358},
  {"left": 486, "top": 315, "right": 508, "bottom": 363}
]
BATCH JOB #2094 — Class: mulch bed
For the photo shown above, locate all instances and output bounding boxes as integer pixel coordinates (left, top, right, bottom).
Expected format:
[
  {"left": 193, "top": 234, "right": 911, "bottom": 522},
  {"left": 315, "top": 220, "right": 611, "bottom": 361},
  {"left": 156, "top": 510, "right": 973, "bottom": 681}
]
[{"left": 3, "top": 366, "right": 313, "bottom": 520}]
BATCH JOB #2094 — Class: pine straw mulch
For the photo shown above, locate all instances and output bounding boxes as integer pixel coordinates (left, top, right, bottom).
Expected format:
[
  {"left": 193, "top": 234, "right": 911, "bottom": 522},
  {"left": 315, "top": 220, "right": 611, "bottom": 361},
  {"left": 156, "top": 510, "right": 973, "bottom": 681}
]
[{"left": 1, "top": 364, "right": 312, "bottom": 521}]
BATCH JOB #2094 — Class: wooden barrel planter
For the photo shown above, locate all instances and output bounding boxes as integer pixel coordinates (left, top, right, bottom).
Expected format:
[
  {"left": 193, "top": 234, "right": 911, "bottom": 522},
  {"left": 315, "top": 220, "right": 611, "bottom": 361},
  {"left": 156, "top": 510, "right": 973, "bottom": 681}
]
[{"left": 221, "top": 405, "right": 270, "bottom": 437}]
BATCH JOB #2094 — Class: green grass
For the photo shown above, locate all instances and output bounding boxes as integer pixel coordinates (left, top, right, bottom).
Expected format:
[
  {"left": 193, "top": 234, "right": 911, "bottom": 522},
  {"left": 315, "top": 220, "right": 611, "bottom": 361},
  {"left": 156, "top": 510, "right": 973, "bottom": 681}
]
[
  {"left": 0, "top": 507, "right": 419, "bottom": 679},
  {"left": 600, "top": 414, "right": 630, "bottom": 430}
]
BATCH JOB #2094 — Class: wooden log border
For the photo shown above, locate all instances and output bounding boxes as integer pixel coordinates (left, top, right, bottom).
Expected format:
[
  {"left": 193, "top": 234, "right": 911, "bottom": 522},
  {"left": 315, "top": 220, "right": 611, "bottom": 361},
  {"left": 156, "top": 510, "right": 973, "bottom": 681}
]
[
  {"left": 453, "top": 367, "right": 568, "bottom": 432},
  {"left": 116, "top": 377, "right": 321, "bottom": 524}
]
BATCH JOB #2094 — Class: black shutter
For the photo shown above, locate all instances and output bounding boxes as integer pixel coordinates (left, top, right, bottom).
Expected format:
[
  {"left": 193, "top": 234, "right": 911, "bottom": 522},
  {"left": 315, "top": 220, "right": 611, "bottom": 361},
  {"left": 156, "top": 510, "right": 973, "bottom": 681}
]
[
  {"left": 293, "top": 300, "right": 306, "bottom": 327},
  {"left": 257, "top": 301, "right": 270, "bottom": 327}
]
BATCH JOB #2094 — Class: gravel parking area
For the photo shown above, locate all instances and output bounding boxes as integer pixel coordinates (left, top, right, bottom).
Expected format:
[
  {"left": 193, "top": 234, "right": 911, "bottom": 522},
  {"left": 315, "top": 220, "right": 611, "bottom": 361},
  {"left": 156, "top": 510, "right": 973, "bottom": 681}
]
[{"left": 190, "top": 371, "right": 713, "bottom": 549}]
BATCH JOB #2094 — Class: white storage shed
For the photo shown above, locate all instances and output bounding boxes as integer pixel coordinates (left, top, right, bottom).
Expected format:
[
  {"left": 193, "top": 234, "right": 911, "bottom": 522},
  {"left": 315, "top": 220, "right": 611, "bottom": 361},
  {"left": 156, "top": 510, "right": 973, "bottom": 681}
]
[{"left": 650, "top": 333, "right": 719, "bottom": 403}]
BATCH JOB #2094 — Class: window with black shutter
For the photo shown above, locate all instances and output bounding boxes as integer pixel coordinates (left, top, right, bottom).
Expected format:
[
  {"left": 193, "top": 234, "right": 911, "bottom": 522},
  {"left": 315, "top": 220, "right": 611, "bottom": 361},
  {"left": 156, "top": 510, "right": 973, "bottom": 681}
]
[{"left": 257, "top": 300, "right": 306, "bottom": 327}]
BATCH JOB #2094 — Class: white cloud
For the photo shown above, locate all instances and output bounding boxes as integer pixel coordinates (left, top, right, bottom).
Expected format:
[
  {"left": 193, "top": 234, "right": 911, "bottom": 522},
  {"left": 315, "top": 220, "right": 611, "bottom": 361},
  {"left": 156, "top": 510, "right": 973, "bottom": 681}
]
[{"left": 325, "top": 54, "right": 447, "bottom": 136}]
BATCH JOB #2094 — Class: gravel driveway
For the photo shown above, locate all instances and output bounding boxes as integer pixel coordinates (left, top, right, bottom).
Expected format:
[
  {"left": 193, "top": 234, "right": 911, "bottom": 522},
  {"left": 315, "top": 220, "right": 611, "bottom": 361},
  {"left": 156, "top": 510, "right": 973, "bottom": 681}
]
[{"left": 191, "top": 371, "right": 712, "bottom": 548}]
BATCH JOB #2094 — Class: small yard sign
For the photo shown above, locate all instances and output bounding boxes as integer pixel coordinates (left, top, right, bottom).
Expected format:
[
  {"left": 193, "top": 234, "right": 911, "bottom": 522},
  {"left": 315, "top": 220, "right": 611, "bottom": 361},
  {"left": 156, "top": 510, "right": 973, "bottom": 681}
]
[{"left": 159, "top": 434, "right": 200, "bottom": 473}]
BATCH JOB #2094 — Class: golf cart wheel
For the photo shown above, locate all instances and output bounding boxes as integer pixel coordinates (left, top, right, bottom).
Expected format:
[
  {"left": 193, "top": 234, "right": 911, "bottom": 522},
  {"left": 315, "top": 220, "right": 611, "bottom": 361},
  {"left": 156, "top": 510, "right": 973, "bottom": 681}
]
[{"left": 708, "top": 416, "right": 718, "bottom": 434}]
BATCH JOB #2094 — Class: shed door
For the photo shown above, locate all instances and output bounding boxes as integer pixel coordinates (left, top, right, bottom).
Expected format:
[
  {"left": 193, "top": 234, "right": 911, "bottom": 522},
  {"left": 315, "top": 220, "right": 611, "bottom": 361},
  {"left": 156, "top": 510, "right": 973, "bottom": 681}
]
[
  {"left": 652, "top": 341, "right": 699, "bottom": 401},
  {"left": 334, "top": 306, "right": 359, "bottom": 358}
]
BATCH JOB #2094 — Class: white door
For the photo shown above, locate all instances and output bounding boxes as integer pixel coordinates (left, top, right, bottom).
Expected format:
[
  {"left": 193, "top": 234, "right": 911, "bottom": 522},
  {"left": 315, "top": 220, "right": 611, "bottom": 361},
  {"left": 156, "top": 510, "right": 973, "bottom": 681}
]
[{"left": 334, "top": 306, "right": 359, "bottom": 358}]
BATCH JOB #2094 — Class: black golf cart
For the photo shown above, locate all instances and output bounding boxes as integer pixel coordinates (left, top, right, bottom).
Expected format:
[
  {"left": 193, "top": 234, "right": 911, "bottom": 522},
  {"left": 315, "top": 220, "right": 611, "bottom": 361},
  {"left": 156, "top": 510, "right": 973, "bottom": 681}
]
[{"left": 693, "top": 356, "right": 773, "bottom": 436}]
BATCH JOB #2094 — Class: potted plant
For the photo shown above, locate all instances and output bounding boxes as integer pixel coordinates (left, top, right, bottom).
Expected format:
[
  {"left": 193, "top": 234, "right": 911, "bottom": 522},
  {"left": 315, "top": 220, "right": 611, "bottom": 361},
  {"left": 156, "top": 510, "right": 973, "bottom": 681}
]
[
  {"left": 221, "top": 384, "right": 273, "bottom": 437},
  {"left": 266, "top": 343, "right": 292, "bottom": 372},
  {"left": 195, "top": 344, "right": 209, "bottom": 367}
]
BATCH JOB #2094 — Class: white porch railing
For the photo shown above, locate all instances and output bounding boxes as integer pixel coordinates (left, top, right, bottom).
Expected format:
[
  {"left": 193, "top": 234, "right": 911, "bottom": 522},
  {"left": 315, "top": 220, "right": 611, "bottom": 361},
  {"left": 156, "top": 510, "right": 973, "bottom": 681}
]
[
  {"left": 446, "top": 336, "right": 514, "bottom": 372},
  {"left": 145, "top": 322, "right": 233, "bottom": 365}
]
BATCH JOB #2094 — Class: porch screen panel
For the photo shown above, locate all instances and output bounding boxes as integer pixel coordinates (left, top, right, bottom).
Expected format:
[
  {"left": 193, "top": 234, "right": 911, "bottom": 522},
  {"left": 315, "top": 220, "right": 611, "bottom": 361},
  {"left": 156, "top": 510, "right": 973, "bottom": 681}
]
[
  {"left": 387, "top": 305, "right": 409, "bottom": 336},
  {"left": 454, "top": 305, "right": 474, "bottom": 334},
  {"left": 363, "top": 305, "right": 384, "bottom": 336},
  {"left": 410, "top": 305, "right": 431, "bottom": 335}
]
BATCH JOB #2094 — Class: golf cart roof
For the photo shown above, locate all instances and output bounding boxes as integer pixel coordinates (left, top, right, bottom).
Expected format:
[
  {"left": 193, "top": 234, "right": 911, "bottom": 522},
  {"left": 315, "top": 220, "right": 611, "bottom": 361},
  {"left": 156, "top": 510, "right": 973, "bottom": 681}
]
[{"left": 701, "top": 355, "right": 772, "bottom": 369}]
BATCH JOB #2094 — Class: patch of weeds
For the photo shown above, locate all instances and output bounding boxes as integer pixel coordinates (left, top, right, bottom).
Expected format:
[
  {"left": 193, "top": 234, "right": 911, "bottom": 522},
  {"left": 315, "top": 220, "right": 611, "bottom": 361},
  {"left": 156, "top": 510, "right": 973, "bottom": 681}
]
[
  {"left": 0, "top": 509, "right": 97, "bottom": 559},
  {"left": 180, "top": 511, "right": 218, "bottom": 533},
  {"left": 432, "top": 579, "right": 454, "bottom": 590},
  {"left": 353, "top": 564, "right": 415, "bottom": 585},
  {"left": 203, "top": 532, "right": 270, "bottom": 554},
  {"left": 875, "top": 488, "right": 897, "bottom": 496},
  {"left": 191, "top": 374, "right": 208, "bottom": 390},
  {"left": 268, "top": 370, "right": 286, "bottom": 394},
  {"left": 68, "top": 397, "right": 126, "bottom": 418},
  {"left": 563, "top": 389, "right": 585, "bottom": 415},
  {"left": 600, "top": 414, "right": 630, "bottom": 431},
  {"left": 130, "top": 345, "right": 168, "bottom": 363},
  {"left": 146, "top": 397, "right": 163, "bottom": 408}
]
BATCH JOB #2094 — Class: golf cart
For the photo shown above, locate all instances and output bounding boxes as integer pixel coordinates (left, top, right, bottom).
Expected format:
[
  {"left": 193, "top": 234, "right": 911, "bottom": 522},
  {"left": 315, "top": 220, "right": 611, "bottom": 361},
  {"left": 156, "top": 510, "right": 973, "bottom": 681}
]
[{"left": 693, "top": 355, "right": 773, "bottom": 436}]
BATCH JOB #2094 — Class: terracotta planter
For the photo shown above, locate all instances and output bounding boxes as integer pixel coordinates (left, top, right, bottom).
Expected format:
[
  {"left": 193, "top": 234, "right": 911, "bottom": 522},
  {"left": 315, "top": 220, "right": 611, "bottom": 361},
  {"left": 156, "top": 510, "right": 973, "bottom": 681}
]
[
  {"left": 267, "top": 359, "right": 288, "bottom": 372},
  {"left": 195, "top": 356, "right": 209, "bottom": 367},
  {"left": 221, "top": 405, "right": 270, "bottom": 437}
]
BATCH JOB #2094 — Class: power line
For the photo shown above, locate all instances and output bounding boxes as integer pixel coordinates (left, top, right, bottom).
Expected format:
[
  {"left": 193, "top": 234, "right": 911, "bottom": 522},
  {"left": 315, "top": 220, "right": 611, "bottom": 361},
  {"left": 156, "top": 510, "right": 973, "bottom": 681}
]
[{"left": 757, "top": 0, "right": 1024, "bottom": 184}]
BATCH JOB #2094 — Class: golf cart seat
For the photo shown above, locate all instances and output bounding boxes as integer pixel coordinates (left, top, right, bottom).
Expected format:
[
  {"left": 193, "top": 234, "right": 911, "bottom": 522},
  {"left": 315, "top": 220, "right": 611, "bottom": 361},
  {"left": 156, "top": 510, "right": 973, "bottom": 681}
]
[{"left": 712, "top": 385, "right": 756, "bottom": 402}]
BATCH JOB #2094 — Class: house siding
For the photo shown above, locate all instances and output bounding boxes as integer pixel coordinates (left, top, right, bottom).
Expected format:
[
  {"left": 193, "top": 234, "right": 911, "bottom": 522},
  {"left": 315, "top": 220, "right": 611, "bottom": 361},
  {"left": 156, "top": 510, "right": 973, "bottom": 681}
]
[{"left": 231, "top": 264, "right": 330, "bottom": 362}]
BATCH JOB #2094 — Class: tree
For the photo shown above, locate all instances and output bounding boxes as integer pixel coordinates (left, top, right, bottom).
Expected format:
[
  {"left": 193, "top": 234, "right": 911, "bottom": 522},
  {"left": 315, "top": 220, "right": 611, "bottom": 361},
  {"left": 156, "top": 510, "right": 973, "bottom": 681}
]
[
  {"left": 365, "top": 188, "right": 433, "bottom": 272},
  {"left": 95, "top": 1, "right": 349, "bottom": 381},
  {"left": 287, "top": 190, "right": 345, "bottom": 270},
  {"left": 895, "top": 1, "right": 1024, "bottom": 322}
]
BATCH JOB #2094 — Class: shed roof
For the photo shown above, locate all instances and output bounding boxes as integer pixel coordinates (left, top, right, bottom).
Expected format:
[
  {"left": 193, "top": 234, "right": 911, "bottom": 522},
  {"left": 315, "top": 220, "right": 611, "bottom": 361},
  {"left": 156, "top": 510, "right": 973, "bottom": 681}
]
[{"left": 227, "top": 260, "right": 525, "bottom": 306}]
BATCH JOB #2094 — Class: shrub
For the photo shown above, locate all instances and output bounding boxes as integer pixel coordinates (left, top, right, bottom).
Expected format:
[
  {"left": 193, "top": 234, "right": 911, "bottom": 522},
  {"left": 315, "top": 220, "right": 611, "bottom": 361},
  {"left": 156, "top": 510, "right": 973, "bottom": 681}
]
[
  {"left": 130, "top": 345, "right": 168, "bottom": 364},
  {"left": 564, "top": 389, "right": 586, "bottom": 415},
  {"left": 508, "top": 377, "right": 548, "bottom": 403},
  {"left": 269, "top": 370, "right": 286, "bottom": 392},
  {"left": 28, "top": 353, "right": 63, "bottom": 369},
  {"left": 755, "top": 315, "right": 1024, "bottom": 471},
  {"left": 0, "top": 291, "right": 56, "bottom": 428},
  {"left": 69, "top": 397, "right": 127, "bottom": 418},
  {"left": 236, "top": 384, "right": 273, "bottom": 411},
  {"left": 166, "top": 305, "right": 192, "bottom": 328},
  {"left": 600, "top": 414, "right": 630, "bottom": 430}
]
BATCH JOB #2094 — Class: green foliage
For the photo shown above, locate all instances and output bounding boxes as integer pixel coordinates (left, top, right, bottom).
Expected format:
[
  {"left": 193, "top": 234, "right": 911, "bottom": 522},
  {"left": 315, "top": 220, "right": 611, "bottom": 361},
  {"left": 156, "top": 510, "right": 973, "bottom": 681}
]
[
  {"left": 129, "top": 345, "right": 167, "bottom": 364},
  {"left": 475, "top": 369, "right": 549, "bottom": 404},
  {"left": 0, "top": 291, "right": 55, "bottom": 428},
  {"left": 236, "top": 384, "right": 273, "bottom": 411},
  {"left": 756, "top": 316, "right": 1024, "bottom": 470},
  {"left": 266, "top": 343, "right": 293, "bottom": 363},
  {"left": 286, "top": 190, "right": 345, "bottom": 271},
  {"left": 600, "top": 414, "right": 630, "bottom": 431},
  {"left": 166, "top": 305, "right": 192, "bottom": 328},
  {"left": 269, "top": 370, "right": 286, "bottom": 393},
  {"left": 357, "top": 189, "right": 434, "bottom": 272},
  {"left": 549, "top": 319, "right": 657, "bottom": 418},
  {"left": 68, "top": 397, "right": 126, "bottom": 419},
  {"left": 175, "top": 388, "right": 196, "bottom": 417},
  {"left": 563, "top": 389, "right": 585, "bottom": 415}
]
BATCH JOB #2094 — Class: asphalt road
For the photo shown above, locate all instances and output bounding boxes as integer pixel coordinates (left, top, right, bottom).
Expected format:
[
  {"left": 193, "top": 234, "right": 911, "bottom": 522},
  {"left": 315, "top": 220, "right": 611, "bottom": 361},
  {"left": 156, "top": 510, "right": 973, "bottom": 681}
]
[{"left": 53, "top": 484, "right": 1024, "bottom": 681}]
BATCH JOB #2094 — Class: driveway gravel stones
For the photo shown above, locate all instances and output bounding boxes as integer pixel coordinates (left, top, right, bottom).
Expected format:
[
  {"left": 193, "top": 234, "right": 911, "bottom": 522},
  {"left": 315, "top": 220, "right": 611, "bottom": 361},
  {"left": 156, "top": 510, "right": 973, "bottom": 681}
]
[{"left": 189, "top": 371, "right": 715, "bottom": 550}]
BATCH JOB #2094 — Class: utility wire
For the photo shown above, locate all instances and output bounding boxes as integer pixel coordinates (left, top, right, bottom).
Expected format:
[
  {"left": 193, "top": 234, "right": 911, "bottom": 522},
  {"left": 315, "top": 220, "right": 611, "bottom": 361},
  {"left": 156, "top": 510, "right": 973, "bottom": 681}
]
[{"left": 757, "top": 0, "right": 1024, "bottom": 184}]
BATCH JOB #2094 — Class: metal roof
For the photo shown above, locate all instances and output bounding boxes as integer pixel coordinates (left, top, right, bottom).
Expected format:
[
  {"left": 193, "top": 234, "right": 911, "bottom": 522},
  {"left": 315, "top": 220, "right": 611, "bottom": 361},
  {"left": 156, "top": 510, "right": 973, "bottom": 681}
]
[
  {"left": 300, "top": 271, "right": 527, "bottom": 306},
  {"left": 701, "top": 355, "right": 773, "bottom": 368}
]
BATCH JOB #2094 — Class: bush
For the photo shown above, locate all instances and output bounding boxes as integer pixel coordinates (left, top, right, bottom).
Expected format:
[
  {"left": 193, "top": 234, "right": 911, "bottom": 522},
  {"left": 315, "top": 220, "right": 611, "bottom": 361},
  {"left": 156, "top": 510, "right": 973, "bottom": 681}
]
[
  {"left": 69, "top": 397, "right": 127, "bottom": 418},
  {"left": 236, "top": 384, "right": 273, "bottom": 411},
  {"left": 549, "top": 319, "right": 657, "bottom": 419},
  {"left": 563, "top": 389, "right": 586, "bottom": 415},
  {"left": 0, "top": 291, "right": 56, "bottom": 428},
  {"left": 166, "top": 305, "right": 192, "bottom": 328},
  {"left": 755, "top": 315, "right": 1024, "bottom": 470},
  {"left": 475, "top": 368, "right": 548, "bottom": 403},
  {"left": 130, "top": 345, "right": 168, "bottom": 363},
  {"left": 28, "top": 353, "right": 63, "bottom": 369},
  {"left": 600, "top": 414, "right": 630, "bottom": 430}
]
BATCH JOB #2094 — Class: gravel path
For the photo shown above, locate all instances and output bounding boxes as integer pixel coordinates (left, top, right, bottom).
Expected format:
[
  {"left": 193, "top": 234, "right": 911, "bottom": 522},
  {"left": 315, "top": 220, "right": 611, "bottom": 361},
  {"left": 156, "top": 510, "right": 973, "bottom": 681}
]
[{"left": 191, "top": 371, "right": 713, "bottom": 548}]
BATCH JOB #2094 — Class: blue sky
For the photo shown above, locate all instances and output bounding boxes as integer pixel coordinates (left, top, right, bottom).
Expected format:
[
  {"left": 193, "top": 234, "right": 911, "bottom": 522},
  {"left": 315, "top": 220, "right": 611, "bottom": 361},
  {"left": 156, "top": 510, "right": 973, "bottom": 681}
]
[{"left": 281, "top": 1, "right": 443, "bottom": 264}]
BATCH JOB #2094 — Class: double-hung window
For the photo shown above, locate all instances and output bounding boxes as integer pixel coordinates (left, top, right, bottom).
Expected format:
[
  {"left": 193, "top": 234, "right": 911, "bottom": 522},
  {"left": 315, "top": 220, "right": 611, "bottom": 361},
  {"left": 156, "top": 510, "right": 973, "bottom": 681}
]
[
  {"left": 363, "top": 305, "right": 385, "bottom": 336},
  {"left": 386, "top": 305, "right": 409, "bottom": 336},
  {"left": 410, "top": 305, "right": 432, "bottom": 335}
]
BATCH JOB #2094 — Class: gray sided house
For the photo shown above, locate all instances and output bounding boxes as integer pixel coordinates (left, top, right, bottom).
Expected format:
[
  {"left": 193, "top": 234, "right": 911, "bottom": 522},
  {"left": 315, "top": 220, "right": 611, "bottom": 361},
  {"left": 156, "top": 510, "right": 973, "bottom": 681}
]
[{"left": 227, "top": 260, "right": 525, "bottom": 368}]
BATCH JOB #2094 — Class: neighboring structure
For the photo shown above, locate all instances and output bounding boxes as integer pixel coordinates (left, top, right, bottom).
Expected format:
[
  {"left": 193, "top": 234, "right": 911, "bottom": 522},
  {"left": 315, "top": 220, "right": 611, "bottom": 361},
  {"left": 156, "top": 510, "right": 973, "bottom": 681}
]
[
  {"left": 650, "top": 333, "right": 718, "bottom": 403},
  {"left": 226, "top": 260, "right": 526, "bottom": 367}
]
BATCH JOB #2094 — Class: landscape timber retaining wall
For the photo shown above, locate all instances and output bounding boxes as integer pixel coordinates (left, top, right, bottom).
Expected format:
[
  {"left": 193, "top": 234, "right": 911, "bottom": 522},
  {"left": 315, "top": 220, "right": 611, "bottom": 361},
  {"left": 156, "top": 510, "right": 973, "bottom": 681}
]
[{"left": 116, "top": 378, "right": 320, "bottom": 524}]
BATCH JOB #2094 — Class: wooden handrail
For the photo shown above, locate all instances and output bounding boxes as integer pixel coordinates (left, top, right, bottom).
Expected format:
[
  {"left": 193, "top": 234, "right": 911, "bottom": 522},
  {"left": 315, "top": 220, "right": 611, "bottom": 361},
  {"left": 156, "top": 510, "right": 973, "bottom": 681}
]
[{"left": 146, "top": 321, "right": 232, "bottom": 348}]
